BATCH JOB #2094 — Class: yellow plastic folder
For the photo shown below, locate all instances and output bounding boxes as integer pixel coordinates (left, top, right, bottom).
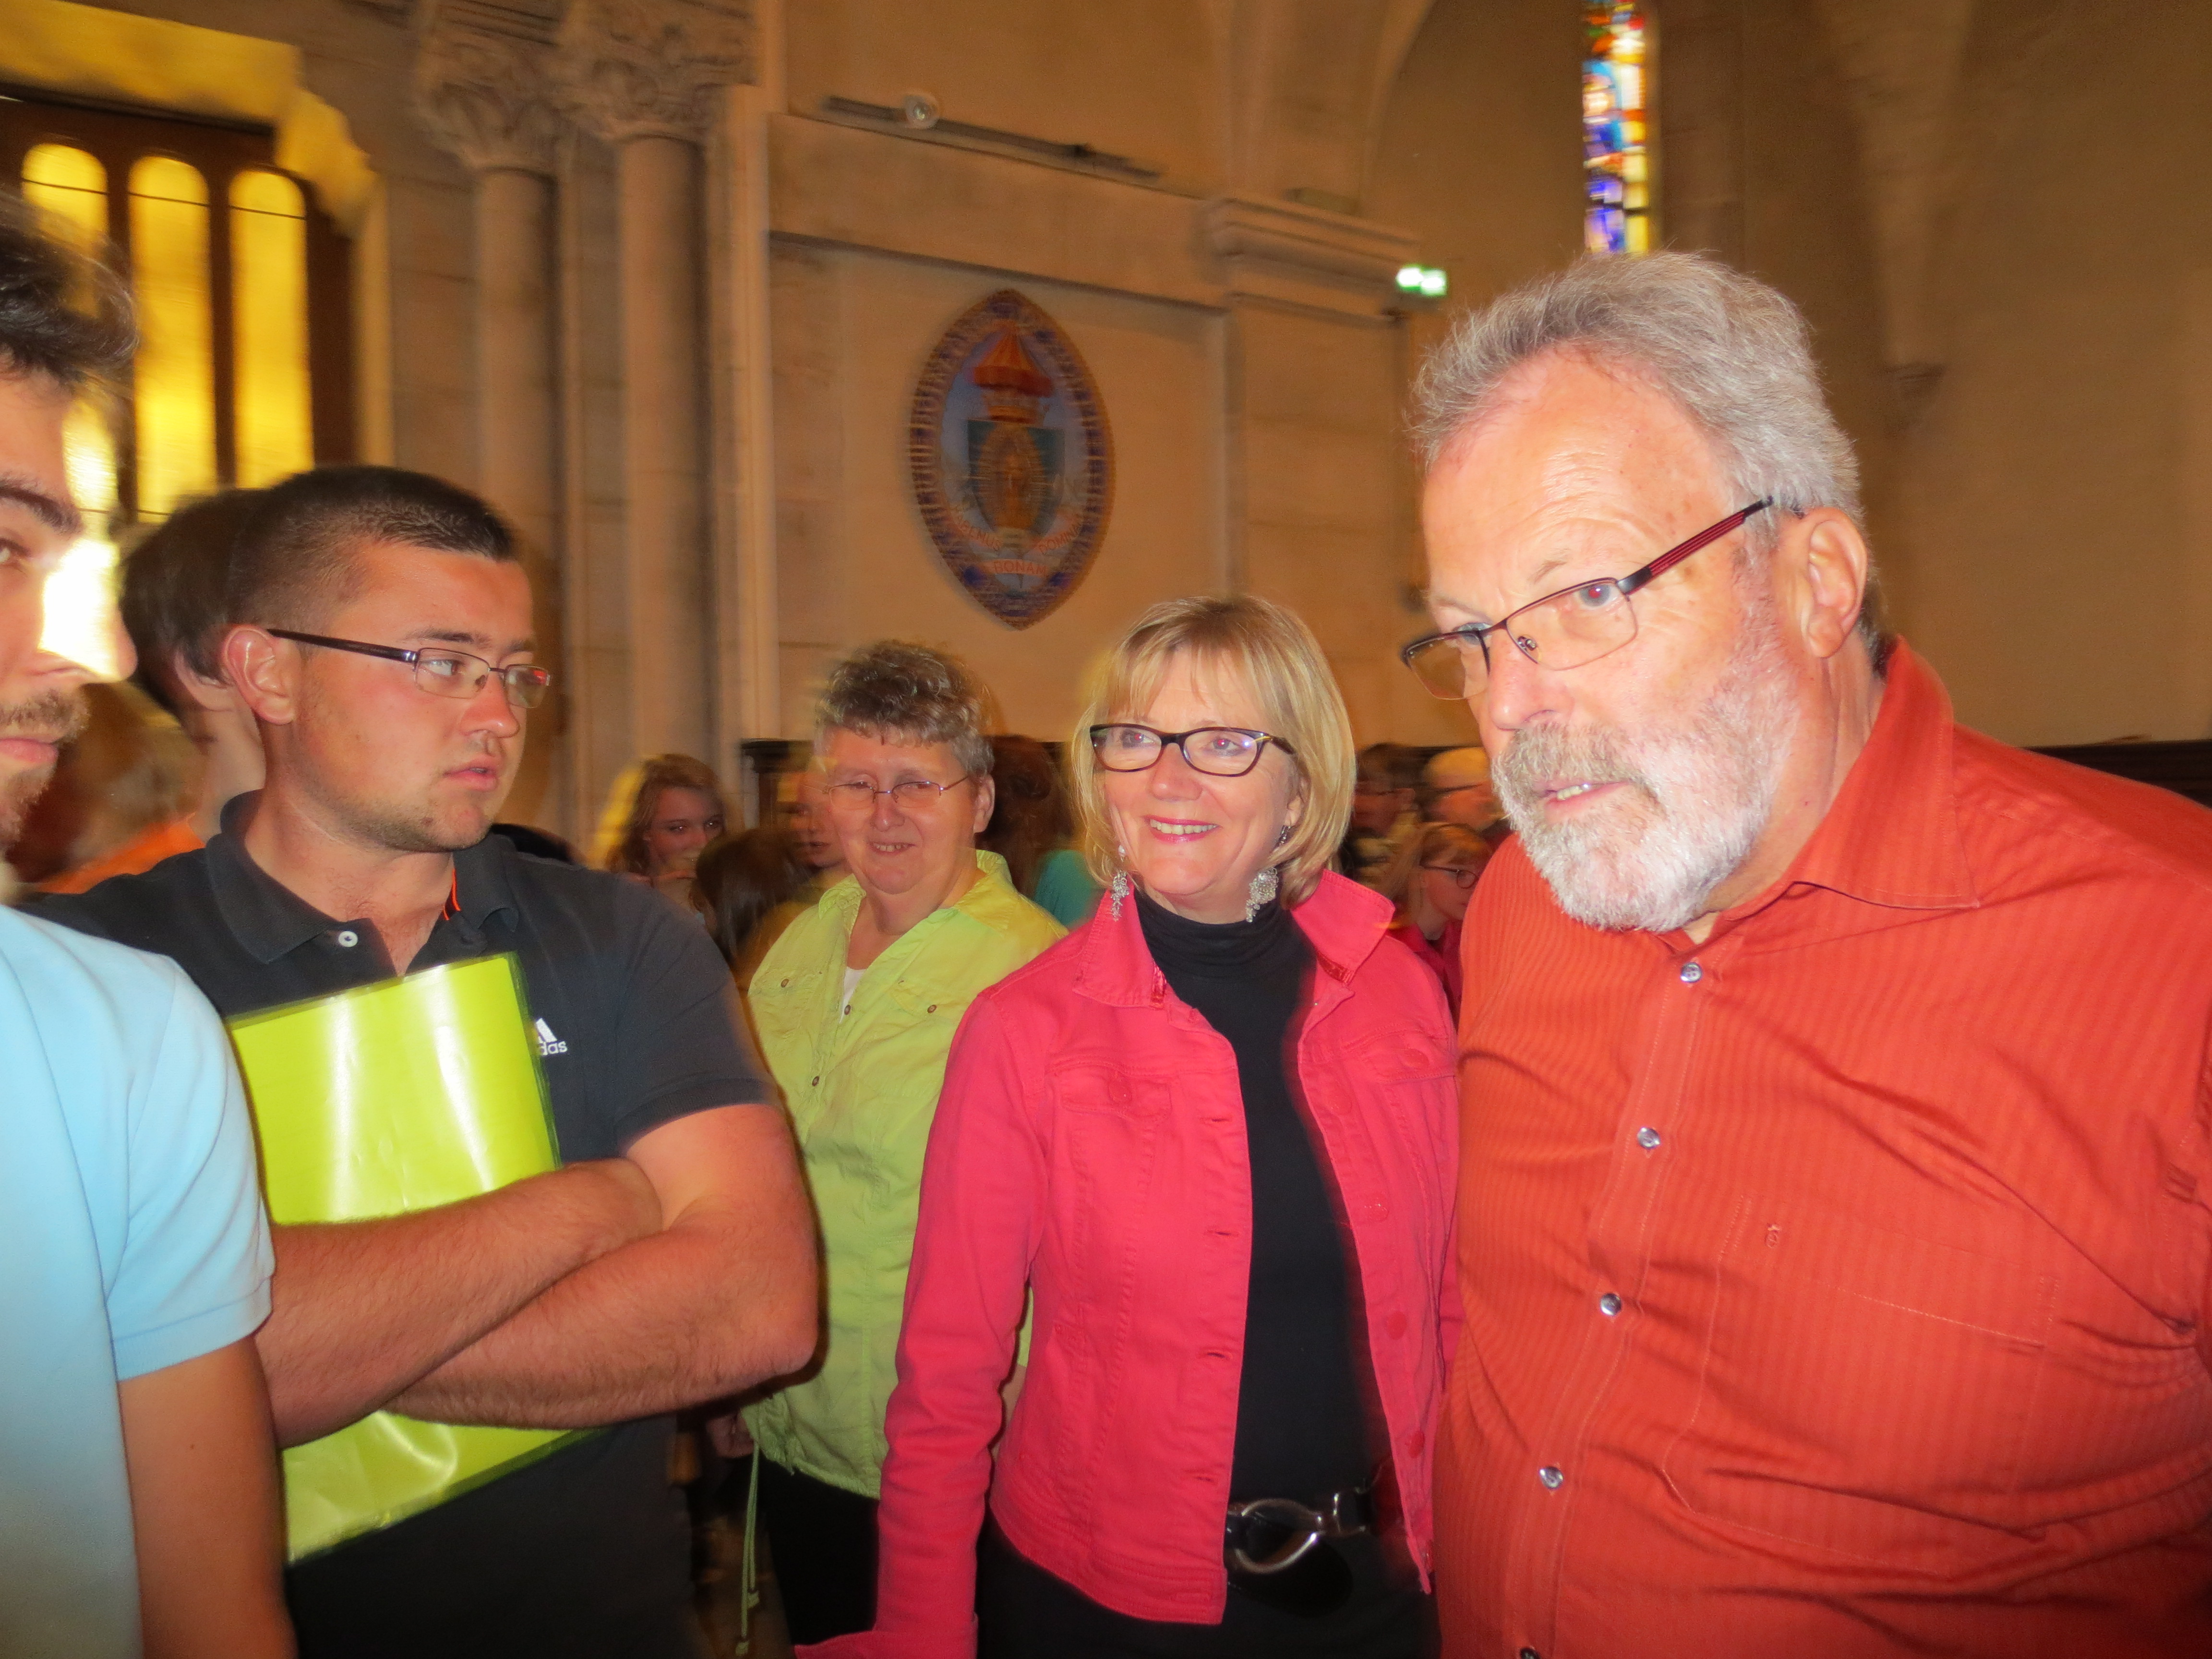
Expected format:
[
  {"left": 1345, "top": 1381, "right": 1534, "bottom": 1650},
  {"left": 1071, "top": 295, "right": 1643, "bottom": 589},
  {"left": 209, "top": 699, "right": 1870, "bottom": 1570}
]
[{"left": 227, "top": 954, "right": 580, "bottom": 1561}]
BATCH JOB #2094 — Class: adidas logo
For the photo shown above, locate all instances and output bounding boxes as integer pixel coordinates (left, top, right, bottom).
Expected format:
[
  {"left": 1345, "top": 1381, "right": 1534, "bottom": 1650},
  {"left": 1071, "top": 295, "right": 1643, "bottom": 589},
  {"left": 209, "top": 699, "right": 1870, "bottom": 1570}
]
[{"left": 534, "top": 1017, "right": 569, "bottom": 1057}]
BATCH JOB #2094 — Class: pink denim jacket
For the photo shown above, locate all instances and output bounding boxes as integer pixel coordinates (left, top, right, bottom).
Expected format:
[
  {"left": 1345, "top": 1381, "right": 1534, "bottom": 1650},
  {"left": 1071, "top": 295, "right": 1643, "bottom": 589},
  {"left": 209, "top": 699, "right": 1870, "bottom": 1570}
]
[{"left": 800, "top": 871, "right": 1460, "bottom": 1659}]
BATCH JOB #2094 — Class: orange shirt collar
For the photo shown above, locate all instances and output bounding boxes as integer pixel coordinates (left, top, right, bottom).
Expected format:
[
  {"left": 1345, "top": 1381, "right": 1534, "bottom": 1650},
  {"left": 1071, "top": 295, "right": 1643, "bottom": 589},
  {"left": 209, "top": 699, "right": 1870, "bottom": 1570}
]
[{"left": 1739, "top": 638, "right": 1981, "bottom": 918}]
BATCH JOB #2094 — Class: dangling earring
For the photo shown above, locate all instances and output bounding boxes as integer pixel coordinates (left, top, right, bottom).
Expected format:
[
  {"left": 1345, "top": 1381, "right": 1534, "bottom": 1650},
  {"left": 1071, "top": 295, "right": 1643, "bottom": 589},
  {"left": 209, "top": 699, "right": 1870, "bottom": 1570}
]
[
  {"left": 1109, "top": 844, "right": 1131, "bottom": 919},
  {"left": 1244, "top": 825, "right": 1292, "bottom": 923},
  {"left": 1244, "top": 865, "right": 1278, "bottom": 922}
]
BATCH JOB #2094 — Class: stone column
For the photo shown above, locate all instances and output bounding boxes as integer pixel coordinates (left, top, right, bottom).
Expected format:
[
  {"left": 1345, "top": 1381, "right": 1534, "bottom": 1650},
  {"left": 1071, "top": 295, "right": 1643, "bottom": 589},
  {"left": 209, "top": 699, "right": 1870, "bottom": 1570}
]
[
  {"left": 415, "top": 0, "right": 568, "bottom": 822},
  {"left": 1203, "top": 196, "right": 1464, "bottom": 746},
  {"left": 714, "top": 0, "right": 783, "bottom": 763},
  {"left": 555, "top": 0, "right": 751, "bottom": 769}
]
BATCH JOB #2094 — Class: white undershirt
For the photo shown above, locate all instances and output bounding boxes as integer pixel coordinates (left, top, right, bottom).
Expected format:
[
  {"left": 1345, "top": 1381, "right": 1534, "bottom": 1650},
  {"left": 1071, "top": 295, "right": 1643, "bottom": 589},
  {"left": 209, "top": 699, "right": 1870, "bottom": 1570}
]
[{"left": 840, "top": 964, "right": 864, "bottom": 1021}]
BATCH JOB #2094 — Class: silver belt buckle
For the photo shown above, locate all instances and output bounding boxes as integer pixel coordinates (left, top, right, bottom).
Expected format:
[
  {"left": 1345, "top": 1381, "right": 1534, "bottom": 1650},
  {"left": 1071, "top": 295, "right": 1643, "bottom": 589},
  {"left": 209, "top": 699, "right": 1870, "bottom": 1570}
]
[{"left": 1226, "top": 1496, "right": 1326, "bottom": 1576}]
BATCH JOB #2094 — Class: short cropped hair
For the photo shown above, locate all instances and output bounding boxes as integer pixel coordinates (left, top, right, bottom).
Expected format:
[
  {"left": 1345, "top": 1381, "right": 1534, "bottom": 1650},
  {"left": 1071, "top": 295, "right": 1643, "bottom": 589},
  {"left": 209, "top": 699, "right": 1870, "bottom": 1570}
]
[
  {"left": 0, "top": 191, "right": 132, "bottom": 391},
  {"left": 1068, "top": 593, "right": 1354, "bottom": 906},
  {"left": 1414, "top": 252, "right": 1886, "bottom": 653},
  {"left": 227, "top": 465, "right": 517, "bottom": 634},
  {"left": 120, "top": 489, "right": 263, "bottom": 715},
  {"left": 814, "top": 640, "right": 994, "bottom": 781}
]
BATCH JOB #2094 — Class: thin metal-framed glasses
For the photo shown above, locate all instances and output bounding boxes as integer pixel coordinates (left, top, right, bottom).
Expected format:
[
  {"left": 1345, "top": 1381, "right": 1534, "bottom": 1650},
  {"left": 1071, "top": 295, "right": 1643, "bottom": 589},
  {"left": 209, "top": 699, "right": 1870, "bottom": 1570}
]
[
  {"left": 824, "top": 773, "right": 973, "bottom": 812},
  {"left": 1400, "top": 500, "right": 1771, "bottom": 699},
  {"left": 1089, "top": 724, "right": 1298, "bottom": 778},
  {"left": 267, "top": 628, "right": 553, "bottom": 708},
  {"left": 1420, "top": 862, "right": 1481, "bottom": 890}
]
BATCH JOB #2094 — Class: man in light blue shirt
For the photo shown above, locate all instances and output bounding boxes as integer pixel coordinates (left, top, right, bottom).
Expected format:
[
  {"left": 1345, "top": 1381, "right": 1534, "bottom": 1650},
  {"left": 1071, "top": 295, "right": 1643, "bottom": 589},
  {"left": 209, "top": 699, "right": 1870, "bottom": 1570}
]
[{"left": 0, "top": 195, "right": 289, "bottom": 1657}]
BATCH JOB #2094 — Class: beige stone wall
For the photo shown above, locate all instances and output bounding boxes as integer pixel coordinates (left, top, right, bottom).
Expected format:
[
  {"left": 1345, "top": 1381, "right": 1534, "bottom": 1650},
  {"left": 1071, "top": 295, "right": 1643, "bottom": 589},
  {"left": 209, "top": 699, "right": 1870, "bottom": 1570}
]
[
  {"left": 782, "top": 0, "right": 1226, "bottom": 194},
  {"left": 34, "top": 0, "right": 2210, "bottom": 826},
  {"left": 769, "top": 240, "right": 1226, "bottom": 745},
  {"left": 1662, "top": 0, "right": 2212, "bottom": 747},
  {"left": 1880, "top": 0, "right": 2212, "bottom": 745}
]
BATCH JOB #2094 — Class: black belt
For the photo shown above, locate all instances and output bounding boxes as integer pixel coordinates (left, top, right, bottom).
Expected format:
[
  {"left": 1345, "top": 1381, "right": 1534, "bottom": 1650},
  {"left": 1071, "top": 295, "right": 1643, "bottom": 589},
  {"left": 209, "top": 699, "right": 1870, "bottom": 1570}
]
[{"left": 1223, "top": 1479, "right": 1378, "bottom": 1576}]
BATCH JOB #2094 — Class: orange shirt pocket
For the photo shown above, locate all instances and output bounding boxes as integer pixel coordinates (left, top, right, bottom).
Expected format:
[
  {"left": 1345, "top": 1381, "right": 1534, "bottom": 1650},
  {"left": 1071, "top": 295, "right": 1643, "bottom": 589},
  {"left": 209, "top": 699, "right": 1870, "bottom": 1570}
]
[{"left": 1660, "top": 1193, "right": 2057, "bottom": 1573}]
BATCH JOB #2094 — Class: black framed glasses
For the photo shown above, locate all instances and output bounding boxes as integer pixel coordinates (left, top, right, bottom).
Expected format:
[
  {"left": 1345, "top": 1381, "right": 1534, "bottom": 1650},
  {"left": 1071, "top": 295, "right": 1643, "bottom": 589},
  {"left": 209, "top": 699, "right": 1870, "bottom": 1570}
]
[
  {"left": 824, "top": 774, "right": 973, "bottom": 812},
  {"left": 1089, "top": 724, "right": 1297, "bottom": 778},
  {"left": 1421, "top": 862, "right": 1481, "bottom": 890},
  {"left": 1401, "top": 500, "right": 1771, "bottom": 699},
  {"left": 268, "top": 629, "right": 553, "bottom": 708}
]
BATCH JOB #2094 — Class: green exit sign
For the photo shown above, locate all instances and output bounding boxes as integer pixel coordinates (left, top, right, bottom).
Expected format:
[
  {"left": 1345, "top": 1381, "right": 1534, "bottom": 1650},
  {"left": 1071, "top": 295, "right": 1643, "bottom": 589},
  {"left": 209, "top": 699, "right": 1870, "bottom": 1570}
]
[{"left": 1395, "top": 264, "right": 1448, "bottom": 299}]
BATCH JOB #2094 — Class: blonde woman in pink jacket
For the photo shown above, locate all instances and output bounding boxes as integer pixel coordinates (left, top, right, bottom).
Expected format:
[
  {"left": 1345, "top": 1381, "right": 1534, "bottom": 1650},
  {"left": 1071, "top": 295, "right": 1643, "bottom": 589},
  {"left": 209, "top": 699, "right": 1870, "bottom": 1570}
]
[{"left": 802, "top": 595, "right": 1459, "bottom": 1659}]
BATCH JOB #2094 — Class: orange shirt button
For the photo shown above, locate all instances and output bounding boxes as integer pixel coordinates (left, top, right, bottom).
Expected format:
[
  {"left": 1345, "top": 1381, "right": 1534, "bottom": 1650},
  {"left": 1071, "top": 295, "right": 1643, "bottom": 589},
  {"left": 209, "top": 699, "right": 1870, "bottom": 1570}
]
[
  {"left": 1538, "top": 1465, "right": 1564, "bottom": 1490},
  {"left": 1635, "top": 1125, "right": 1662, "bottom": 1150},
  {"left": 1599, "top": 1292, "right": 1623, "bottom": 1316},
  {"left": 1679, "top": 960, "right": 1704, "bottom": 984}
]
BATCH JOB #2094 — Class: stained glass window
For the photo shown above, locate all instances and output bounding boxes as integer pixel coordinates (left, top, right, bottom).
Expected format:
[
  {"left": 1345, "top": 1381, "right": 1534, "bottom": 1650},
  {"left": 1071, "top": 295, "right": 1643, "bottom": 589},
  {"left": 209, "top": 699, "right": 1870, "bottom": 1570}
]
[
  {"left": 3, "top": 93, "right": 352, "bottom": 529},
  {"left": 21, "top": 144, "right": 120, "bottom": 529},
  {"left": 1584, "top": 3, "right": 1652, "bottom": 256},
  {"left": 7, "top": 97, "right": 352, "bottom": 680},
  {"left": 129, "top": 155, "right": 218, "bottom": 518},
  {"left": 229, "top": 170, "right": 313, "bottom": 488},
  {"left": 21, "top": 144, "right": 124, "bottom": 678}
]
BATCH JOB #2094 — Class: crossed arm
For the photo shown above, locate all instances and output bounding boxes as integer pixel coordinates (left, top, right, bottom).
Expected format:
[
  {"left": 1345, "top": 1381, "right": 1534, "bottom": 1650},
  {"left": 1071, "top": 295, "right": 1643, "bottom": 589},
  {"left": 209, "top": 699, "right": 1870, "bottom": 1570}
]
[{"left": 261, "top": 1103, "right": 818, "bottom": 1446}]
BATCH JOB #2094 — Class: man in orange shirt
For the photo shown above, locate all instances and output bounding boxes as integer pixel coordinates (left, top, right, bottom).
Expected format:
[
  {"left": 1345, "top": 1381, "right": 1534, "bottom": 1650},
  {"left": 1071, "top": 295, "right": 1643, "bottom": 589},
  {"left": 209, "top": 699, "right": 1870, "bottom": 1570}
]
[{"left": 1404, "top": 253, "right": 2212, "bottom": 1657}]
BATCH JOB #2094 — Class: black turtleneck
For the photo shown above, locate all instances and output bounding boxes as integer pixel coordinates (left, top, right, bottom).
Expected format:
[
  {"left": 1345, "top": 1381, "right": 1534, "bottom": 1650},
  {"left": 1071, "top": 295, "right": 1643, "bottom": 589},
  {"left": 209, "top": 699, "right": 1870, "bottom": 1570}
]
[{"left": 1134, "top": 889, "right": 1371, "bottom": 1506}]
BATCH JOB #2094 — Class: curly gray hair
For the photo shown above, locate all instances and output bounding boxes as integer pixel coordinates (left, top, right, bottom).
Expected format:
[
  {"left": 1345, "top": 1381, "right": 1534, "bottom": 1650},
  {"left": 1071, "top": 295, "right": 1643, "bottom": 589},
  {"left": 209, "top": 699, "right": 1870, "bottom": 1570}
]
[
  {"left": 1414, "top": 252, "right": 1885, "bottom": 652},
  {"left": 814, "top": 640, "right": 994, "bottom": 778}
]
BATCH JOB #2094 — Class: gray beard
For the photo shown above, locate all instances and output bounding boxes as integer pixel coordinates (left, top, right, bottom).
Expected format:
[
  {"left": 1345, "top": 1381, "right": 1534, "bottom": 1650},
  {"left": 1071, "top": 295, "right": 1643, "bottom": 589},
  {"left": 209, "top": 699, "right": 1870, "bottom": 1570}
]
[{"left": 1496, "top": 607, "right": 1798, "bottom": 933}]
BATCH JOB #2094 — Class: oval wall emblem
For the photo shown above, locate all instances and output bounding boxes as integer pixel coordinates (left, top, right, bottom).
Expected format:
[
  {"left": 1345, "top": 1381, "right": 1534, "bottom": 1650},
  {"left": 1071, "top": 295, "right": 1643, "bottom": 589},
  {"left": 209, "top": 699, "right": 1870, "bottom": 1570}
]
[{"left": 907, "top": 289, "right": 1114, "bottom": 629}]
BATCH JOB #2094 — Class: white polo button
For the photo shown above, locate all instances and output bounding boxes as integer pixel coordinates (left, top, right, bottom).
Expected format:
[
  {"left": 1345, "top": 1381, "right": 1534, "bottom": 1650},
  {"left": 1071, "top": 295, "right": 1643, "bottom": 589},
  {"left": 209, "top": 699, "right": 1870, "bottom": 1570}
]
[
  {"left": 1679, "top": 960, "right": 1703, "bottom": 983},
  {"left": 335, "top": 930, "right": 359, "bottom": 948},
  {"left": 1599, "top": 1292, "right": 1623, "bottom": 1317},
  {"left": 1636, "top": 1125, "right": 1662, "bottom": 1150},
  {"left": 1538, "top": 1465, "right": 1564, "bottom": 1490}
]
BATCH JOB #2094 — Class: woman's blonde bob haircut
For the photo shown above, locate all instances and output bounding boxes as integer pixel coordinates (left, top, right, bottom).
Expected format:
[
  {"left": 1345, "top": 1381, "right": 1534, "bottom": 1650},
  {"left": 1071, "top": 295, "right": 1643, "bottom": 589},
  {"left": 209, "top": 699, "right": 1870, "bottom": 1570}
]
[{"left": 1068, "top": 593, "right": 1354, "bottom": 907}]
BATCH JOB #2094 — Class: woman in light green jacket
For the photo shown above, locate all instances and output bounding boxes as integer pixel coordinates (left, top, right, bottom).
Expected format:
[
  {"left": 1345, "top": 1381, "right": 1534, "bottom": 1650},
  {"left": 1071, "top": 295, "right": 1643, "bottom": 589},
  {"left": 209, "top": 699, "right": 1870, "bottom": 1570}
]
[{"left": 743, "top": 641, "right": 1064, "bottom": 1647}]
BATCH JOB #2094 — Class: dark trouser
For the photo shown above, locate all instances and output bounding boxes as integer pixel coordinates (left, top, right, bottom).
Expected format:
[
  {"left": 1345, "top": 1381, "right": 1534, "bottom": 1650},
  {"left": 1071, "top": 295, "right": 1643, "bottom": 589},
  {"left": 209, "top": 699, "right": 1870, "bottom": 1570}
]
[
  {"left": 757, "top": 1457, "right": 879, "bottom": 1645},
  {"left": 976, "top": 1517, "right": 1435, "bottom": 1659}
]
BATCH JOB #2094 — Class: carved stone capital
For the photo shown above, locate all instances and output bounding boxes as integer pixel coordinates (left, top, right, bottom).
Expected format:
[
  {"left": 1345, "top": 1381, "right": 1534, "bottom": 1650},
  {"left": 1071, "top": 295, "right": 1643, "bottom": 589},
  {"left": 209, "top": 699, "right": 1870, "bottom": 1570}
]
[
  {"left": 1205, "top": 196, "right": 1419, "bottom": 316},
  {"left": 553, "top": 0, "right": 754, "bottom": 147},
  {"left": 414, "top": 0, "right": 565, "bottom": 176}
]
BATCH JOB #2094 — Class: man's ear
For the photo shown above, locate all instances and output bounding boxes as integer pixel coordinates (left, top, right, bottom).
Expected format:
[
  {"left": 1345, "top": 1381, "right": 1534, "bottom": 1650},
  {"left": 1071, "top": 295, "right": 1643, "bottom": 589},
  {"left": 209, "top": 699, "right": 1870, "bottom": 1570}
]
[
  {"left": 1786, "top": 507, "right": 1871, "bottom": 662},
  {"left": 220, "top": 625, "right": 298, "bottom": 727}
]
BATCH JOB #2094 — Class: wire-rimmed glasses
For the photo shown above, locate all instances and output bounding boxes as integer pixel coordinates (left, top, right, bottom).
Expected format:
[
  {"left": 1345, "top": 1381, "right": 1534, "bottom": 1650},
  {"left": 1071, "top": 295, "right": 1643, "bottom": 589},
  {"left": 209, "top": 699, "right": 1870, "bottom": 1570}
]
[
  {"left": 824, "top": 774, "right": 973, "bottom": 813},
  {"left": 1400, "top": 500, "right": 1771, "bottom": 699},
  {"left": 1089, "top": 724, "right": 1297, "bottom": 778},
  {"left": 267, "top": 629, "right": 553, "bottom": 707}
]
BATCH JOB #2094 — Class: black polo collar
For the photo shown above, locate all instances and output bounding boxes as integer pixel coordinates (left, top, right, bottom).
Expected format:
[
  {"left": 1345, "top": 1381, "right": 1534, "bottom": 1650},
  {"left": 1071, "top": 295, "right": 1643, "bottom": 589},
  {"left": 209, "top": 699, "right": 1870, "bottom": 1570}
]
[{"left": 207, "top": 791, "right": 522, "bottom": 964}]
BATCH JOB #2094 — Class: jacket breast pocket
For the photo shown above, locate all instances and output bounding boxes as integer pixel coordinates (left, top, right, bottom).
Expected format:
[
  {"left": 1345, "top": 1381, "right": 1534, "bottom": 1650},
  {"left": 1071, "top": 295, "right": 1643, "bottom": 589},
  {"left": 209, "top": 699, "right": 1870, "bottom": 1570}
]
[
  {"left": 1340, "top": 1030, "right": 1455, "bottom": 1221},
  {"left": 1660, "top": 1194, "right": 2056, "bottom": 1573},
  {"left": 1054, "top": 1068, "right": 1172, "bottom": 1118}
]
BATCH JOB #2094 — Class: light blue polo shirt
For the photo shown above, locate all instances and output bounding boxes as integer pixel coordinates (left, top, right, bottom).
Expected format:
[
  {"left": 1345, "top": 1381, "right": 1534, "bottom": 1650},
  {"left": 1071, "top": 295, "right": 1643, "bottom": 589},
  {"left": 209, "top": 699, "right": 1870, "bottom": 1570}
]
[{"left": 0, "top": 906, "right": 273, "bottom": 1659}]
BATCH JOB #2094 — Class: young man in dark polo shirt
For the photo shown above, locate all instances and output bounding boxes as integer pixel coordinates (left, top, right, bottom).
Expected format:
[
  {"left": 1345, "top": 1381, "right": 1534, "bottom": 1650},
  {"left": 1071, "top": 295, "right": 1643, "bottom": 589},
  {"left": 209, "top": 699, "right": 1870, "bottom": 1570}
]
[{"left": 35, "top": 464, "right": 818, "bottom": 1659}]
